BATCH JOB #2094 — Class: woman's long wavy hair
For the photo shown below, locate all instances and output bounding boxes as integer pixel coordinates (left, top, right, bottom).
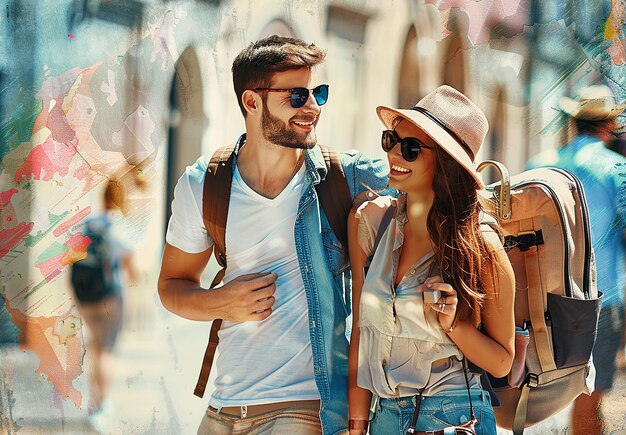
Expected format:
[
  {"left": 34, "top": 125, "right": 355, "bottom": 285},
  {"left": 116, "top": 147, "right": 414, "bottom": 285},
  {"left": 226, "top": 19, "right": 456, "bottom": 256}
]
[{"left": 427, "top": 146, "right": 496, "bottom": 327}]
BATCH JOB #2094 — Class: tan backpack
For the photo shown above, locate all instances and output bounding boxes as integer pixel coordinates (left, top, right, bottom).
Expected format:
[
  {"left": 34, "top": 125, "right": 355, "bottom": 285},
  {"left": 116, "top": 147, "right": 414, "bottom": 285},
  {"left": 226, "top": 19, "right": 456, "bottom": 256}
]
[{"left": 477, "top": 161, "right": 602, "bottom": 435}]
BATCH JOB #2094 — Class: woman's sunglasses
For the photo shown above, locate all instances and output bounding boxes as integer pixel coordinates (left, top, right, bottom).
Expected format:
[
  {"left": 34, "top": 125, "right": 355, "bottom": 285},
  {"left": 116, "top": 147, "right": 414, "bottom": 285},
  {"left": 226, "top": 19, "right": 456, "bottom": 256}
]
[
  {"left": 255, "top": 84, "right": 329, "bottom": 108},
  {"left": 381, "top": 130, "right": 433, "bottom": 162}
]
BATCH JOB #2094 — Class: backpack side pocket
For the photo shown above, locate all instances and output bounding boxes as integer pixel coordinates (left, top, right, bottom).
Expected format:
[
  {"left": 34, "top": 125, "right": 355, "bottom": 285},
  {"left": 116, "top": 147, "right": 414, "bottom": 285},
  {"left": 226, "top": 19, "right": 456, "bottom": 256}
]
[{"left": 547, "top": 292, "right": 603, "bottom": 369}]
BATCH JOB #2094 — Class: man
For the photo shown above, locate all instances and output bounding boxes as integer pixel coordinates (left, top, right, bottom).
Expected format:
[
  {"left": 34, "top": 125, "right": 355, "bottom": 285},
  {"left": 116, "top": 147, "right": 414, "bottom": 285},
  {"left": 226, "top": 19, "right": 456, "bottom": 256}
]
[
  {"left": 527, "top": 84, "right": 626, "bottom": 435},
  {"left": 158, "top": 36, "right": 389, "bottom": 434}
]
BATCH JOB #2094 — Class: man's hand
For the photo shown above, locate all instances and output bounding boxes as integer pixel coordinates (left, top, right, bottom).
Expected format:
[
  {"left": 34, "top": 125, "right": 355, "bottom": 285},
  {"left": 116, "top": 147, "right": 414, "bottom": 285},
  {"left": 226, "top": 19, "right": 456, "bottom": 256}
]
[
  {"left": 213, "top": 272, "right": 278, "bottom": 322},
  {"left": 158, "top": 244, "right": 278, "bottom": 322}
]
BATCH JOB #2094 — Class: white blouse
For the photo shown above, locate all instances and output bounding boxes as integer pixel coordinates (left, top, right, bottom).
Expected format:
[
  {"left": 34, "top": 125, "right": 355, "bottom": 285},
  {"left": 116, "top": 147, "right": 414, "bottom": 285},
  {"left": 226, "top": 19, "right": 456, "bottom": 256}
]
[{"left": 355, "top": 193, "right": 480, "bottom": 397}]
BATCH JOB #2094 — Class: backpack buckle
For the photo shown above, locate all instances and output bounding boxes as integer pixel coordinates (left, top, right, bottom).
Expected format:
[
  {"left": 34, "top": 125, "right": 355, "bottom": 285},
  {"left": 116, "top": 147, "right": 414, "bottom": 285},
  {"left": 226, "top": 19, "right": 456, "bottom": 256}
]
[
  {"left": 504, "top": 230, "right": 544, "bottom": 252},
  {"left": 526, "top": 373, "right": 539, "bottom": 388}
]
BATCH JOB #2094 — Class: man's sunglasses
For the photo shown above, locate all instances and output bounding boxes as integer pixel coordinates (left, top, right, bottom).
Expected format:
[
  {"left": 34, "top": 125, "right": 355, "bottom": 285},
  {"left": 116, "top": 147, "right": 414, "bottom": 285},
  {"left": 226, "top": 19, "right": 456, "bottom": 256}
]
[
  {"left": 254, "top": 84, "right": 329, "bottom": 108},
  {"left": 381, "top": 130, "right": 433, "bottom": 162}
]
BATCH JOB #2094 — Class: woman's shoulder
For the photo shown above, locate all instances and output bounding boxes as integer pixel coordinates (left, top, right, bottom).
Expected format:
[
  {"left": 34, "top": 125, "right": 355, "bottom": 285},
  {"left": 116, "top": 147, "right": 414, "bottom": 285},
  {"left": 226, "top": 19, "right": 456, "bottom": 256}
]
[
  {"left": 353, "top": 195, "right": 396, "bottom": 255},
  {"left": 354, "top": 195, "right": 395, "bottom": 224}
]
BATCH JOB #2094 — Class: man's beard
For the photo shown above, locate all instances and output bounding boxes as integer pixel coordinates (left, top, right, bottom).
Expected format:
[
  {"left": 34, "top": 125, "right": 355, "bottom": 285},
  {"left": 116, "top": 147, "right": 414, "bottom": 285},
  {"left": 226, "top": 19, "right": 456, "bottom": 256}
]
[{"left": 261, "top": 106, "right": 317, "bottom": 149}]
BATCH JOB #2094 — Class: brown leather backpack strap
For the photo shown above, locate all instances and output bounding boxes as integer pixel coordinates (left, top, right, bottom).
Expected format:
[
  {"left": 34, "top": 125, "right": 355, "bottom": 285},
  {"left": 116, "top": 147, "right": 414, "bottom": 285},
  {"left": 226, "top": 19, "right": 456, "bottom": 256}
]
[
  {"left": 194, "top": 319, "right": 222, "bottom": 398},
  {"left": 194, "top": 139, "right": 239, "bottom": 398},
  {"left": 203, "top": 144, "right": 236, "bottom": 267},
  {"left": 315, "top": 145, "right": 352, "bottom": 253}
]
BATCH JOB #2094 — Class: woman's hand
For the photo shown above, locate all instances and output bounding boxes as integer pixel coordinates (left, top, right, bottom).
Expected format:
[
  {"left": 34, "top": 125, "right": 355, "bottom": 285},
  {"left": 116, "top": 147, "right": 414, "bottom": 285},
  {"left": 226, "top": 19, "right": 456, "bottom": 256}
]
[{"left": 421, "top": 275, "right": 458, "bottom": 332}]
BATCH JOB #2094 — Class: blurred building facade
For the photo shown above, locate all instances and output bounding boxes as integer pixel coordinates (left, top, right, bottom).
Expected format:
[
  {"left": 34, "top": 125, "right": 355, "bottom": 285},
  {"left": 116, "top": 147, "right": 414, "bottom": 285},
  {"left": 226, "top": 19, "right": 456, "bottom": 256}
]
[{"left": 0, "top": 0, "right": 621, "bottom": 346}]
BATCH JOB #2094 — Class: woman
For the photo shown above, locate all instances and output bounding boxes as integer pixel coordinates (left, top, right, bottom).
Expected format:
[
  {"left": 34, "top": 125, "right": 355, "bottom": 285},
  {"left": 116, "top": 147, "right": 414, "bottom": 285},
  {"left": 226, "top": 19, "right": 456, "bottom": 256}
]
[
  {"left": 347, "top": 86, "right": 515, "bottom": 435},
  {"left": 71, "top": 179, "right": 138, "bottom": 423}
]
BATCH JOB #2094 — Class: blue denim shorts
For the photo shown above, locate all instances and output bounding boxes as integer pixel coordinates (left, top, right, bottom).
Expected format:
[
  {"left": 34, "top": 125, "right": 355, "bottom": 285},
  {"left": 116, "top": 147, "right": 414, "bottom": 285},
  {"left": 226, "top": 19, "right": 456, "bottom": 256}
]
[{"left": 370, "top": 388, "right": 496, "bottom": 435}]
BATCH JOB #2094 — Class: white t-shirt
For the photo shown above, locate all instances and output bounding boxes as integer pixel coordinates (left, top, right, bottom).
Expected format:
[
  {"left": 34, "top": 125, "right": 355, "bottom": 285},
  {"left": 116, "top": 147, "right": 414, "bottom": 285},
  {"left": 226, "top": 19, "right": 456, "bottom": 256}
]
[{"left": 166, "top": 154, "right": 319, "bottom": 406}]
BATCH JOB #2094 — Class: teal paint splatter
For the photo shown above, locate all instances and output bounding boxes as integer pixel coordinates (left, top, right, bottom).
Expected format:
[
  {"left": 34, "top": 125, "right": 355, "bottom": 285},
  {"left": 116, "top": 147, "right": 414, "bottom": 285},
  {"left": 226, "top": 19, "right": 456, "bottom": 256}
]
[
  {"left": 0, "top": 97, "right": 43, "bottom": 166},
  {"left": 35, "top": 241, "right": 68, "bottom": 264},
  {"left": 24, "top": 211, "right": 69, "bottom": 248},
  {"left": 0, "top": 295, "right": 20, "bottom": 344}
]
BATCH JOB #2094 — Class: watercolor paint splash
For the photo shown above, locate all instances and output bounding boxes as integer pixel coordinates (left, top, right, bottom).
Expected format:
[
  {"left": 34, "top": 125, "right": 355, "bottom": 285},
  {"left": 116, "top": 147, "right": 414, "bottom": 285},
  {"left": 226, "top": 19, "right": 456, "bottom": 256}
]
[
  {"left": 4, "top": 296, "right": 84, "bottom": 407},
  {"left": 0, "top": 8, "right": 177, "bottom": 412}
]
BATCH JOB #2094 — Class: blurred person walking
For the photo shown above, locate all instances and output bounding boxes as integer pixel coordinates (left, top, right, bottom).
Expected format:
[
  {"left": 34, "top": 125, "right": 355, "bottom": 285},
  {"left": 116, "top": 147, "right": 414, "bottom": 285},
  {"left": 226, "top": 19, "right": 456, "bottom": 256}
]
[
  {"left": 158, "top": 35, "right": 390, "bottom": 434},
  {"left": 70, "top": 179, "right": 138, "bottom": 427},
  {"left": 607, "top": 135, "right": 626, "bottom": 371},
  {"left": 527, "top": 84, "right": 626, "bottom": 434}
]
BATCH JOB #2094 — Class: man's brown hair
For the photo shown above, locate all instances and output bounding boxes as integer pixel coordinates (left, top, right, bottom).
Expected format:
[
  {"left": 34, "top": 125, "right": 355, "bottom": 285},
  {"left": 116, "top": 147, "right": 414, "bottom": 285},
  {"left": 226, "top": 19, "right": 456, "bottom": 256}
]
[{"left": 232, "top": 35, "right": 325, "bottom": 117}]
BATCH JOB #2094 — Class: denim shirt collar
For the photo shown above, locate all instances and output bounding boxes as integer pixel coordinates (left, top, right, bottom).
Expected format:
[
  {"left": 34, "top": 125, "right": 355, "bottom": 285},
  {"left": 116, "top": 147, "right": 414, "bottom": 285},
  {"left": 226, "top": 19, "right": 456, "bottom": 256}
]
[
  {"left": 232, "top": 133, "right": 246, "bottom": 157},
  {"left": 304, "top": 144, "right": 328, "bottom": 185}
]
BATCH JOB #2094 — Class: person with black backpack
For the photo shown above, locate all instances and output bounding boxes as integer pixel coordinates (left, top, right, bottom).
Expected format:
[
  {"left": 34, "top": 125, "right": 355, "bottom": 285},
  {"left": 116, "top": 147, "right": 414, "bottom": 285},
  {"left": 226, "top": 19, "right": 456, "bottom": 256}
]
[
  {"left": 70, "top": 179, "right": 138, "bottom": 425},
  {"left": 347, "top": 86, "right": 516, "bottom": 435},
  {"left": 158, "top": 35, "right": 391, "bottom": 434}
]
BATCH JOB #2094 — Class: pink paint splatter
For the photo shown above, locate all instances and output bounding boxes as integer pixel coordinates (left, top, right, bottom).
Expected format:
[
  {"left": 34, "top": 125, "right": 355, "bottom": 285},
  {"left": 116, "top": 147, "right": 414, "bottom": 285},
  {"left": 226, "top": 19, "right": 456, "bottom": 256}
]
[
  {"left": 427, "top": 0, "right": 529, "bottom": 46},
  {"left": 64, "top": 232, "right": 91, "bottom": 266},
  {"left": 0, "top": 222, "right": 35, "bottom": 259},
  {"left": 0, "top": 188, "right": 19, "bottom": 209},
  {"left": 68, "top": 34, "right": 76, "bottom": 39},
  {"left": 0, "top": 188, "right": 33, "bottom": 259},
  {"left": 14, "top": 136, "right": 77, "bottom": 182},
  {"left": 53, "top": 207, "right": 91, "bottom": 237},
  {"left": 36, "top": 251, "right": 68, "bottom": 281}
]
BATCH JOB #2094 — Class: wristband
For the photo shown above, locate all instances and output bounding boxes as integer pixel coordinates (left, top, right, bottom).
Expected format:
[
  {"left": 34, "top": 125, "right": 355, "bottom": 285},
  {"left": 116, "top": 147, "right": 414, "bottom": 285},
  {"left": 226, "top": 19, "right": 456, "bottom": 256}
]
[
  {"left": 349, "top": 419, "right": 369, "bottom": 430},
  {"left": 446, "top": 315, "right": 459, "bottom": 334}
]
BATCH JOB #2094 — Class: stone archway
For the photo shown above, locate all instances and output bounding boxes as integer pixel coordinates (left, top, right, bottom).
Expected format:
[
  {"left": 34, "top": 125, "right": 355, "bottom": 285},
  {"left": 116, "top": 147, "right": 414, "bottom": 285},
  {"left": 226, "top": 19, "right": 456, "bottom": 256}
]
[
  {"left": 259, "top": 18, "right": 297, "bottom": 38},
  {"left": 442, "top": 8, "right": 469, "bottom": 93},
  {"left": 164, "top": 46, "right": 205, "bottom": 235},
  {"left": 397, "top": 25, "right": 421, "bottom": 109}
]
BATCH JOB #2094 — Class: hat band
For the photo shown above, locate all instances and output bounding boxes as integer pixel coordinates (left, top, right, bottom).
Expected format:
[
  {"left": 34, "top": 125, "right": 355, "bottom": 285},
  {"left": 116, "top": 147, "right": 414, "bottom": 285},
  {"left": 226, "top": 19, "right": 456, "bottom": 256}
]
[{"left": 411, "top": 107, "right": 475, "bottom": 161}]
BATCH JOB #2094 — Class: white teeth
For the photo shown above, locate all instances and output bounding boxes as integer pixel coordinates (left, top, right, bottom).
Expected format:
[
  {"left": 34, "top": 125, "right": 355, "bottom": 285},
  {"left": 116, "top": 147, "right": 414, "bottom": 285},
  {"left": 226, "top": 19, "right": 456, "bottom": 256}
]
[
  {"left": 294, "top": 121, "right": 313, "bottom": 126},
  {"left": 392, "top": 164, "right": 411, "bottom": 173}
]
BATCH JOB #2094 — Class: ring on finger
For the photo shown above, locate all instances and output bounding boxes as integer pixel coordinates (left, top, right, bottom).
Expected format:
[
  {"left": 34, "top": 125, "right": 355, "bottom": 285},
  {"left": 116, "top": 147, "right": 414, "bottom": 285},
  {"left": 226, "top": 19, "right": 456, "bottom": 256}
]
[{"left": 439, "top": 302, "right": 445, "bottom": 311}]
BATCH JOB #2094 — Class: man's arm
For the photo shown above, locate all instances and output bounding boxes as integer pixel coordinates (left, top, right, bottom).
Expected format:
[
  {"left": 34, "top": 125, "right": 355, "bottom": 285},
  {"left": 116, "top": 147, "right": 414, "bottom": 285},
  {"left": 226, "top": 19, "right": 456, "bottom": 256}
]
[{"left": 158, "top": 243, "right": 278, "bottom": 322}]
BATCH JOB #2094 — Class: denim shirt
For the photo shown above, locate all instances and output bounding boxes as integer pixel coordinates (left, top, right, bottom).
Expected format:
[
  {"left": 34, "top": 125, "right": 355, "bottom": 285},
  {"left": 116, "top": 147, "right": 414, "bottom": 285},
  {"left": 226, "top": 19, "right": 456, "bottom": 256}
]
[{"left": 227, "top": 136, "right": 391, "bottom": 434}]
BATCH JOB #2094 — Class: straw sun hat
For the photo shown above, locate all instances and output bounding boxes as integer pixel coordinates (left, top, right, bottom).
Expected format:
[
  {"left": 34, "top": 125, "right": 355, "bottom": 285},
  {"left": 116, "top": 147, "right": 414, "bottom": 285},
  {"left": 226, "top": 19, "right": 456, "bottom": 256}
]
[
  {"left": 558, "top": 84, "right": 626, "bottom": 121},
  {"left": 376, "top": 85, "right": 488, "bottom": 189}
]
